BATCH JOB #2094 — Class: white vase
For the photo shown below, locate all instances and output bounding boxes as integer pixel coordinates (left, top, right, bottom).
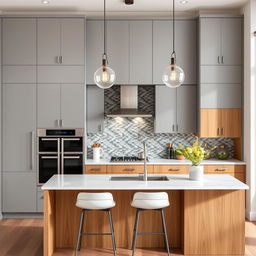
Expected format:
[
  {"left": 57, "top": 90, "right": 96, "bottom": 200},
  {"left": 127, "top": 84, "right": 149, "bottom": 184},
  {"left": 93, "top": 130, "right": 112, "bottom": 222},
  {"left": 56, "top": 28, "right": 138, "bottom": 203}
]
[
  {"left": 189, "top": 165, "right": 204, "bottom": 181},
  {"left": 93, "top": 148, "right": 102, "bottom": 162}
]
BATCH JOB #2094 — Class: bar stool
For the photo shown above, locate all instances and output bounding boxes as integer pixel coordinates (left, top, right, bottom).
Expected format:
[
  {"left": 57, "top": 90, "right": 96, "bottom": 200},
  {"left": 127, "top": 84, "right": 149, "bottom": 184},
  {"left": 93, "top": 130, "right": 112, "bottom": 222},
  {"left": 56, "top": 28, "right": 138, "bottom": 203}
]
[
  {"left": 131, "top": 192, "right": 170, "bottom": 256},
  {"left": 75, "top": 192, "right": 116, "bottom": 256}
]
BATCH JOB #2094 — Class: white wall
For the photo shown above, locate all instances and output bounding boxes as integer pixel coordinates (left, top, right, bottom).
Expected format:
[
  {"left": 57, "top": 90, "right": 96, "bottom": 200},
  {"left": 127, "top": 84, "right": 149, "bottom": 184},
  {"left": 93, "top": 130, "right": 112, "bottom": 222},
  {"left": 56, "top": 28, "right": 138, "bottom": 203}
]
[{"left": 242, "top": 0, "right": 256, "bottom": 221}]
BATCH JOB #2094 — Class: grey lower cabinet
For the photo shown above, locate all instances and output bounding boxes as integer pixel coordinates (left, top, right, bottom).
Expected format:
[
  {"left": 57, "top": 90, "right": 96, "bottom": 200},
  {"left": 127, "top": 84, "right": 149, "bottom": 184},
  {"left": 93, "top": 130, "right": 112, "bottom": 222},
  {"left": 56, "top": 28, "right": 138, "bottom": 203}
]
[
  {"left": 37, "top": 84, "right": 85, "bottom": 128},
  {"left": 2, "top": 18, "right": 36, "bottom": 65},
  {"left": 37, "top": 18, "right": 85, "bottom": 65},
  {"left": 153, "top": 20, "right": 197, "bottom": 85},
  {"left": 200, "top": 17, "right": 242, "bottom": 65},
  {"left": 155, "top": 85, "right": 197, "bottom": 133},
  {"left": 200, "top": 84, "right": 241, "bottom": 108},
  {"left": 86, "top": 85, "right": 104, "bottom": 133},
  {"left": 3, "top": 173, "right": 37, "bottom": 212},
  {"left": 86, "top": 20, "right": 152, "bottom": 84}
]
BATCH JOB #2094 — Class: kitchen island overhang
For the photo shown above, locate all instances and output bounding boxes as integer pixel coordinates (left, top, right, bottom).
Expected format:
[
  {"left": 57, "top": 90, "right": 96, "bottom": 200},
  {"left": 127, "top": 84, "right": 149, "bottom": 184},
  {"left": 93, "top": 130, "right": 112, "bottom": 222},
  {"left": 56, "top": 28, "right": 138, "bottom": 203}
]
[{"left": 42, "top": 174, "right": 249, "bottom": 256}]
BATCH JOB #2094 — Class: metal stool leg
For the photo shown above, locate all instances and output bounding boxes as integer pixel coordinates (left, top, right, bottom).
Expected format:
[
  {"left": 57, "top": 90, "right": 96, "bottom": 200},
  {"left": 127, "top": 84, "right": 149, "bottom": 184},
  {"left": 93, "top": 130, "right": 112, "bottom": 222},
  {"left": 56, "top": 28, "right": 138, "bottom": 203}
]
[
  {"left": 132, "top": 209, "right": 141, "bottom": 256},
  {"left": 108, "top": 209, "right": 117, "bottom": 256},
  {"left": 160, "top": 209, "right": 170, "bottom": 256},
  {"left": 75, "top": 209, "right": 86, "bottom": 256}
]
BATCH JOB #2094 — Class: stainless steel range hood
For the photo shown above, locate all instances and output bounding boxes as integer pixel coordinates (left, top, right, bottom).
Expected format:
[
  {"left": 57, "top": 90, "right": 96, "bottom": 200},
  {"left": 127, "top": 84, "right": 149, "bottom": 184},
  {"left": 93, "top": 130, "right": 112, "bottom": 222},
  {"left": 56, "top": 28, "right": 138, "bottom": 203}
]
[{"left": 106, "top": 85, "right": 152, "bottom": 118}]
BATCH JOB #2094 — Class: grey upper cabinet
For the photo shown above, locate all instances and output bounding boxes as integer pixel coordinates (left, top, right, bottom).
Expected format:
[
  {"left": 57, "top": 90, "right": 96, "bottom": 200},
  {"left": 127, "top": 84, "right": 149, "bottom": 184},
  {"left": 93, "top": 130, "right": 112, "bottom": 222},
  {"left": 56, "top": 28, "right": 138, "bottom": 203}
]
[
  {"left": 155, "top": 85, "right": 197, "bottom": 133},
  {"left": 200, "top": 84, "right": 241, "bottom": 108},
  {"left": 2, "top": 18, "right": 36, "bottom": 65},
  {"left": 61, "top": 84, "right": 85, "bottom": 128},
  {"left": 37, "top": 18, "right": 85, "bottom": 65},
  {"left": 37, "top": 84, "right": 61, "bottom": 128},
  {"left": 3, "top": 173, "right": 37, "bottom": 212},
  {"left": 130, "top": 21, "right": 153, "bottom": 84},
  {"left": 3, "top": 84, "right": 36, "bottom": 173},
  {"left": 86, "top": 85, "right": 104, "bottom": 133},
  {"left": 86, "top": 20, "right": 103, "bottom": 84},
  {"left": 177, "top": 85, "right": 197, "bottom": 133},
  {"left": 155, "top": 86, "right": 176, "bottom": 133},
  {"left": 200, "top": 17, "right": 242, "bottom": 65},
  {"left": 37, "top": 19, "right": 61, "bottom": 65},
  {"left": 107, "top": 21, "right": 129, "bottom": 84},
  {"left": 38, "top": 84, "right": 85, "bottom": 128},
  {"left": 153, "top": 20, "right": 197, "bottom": 84}
]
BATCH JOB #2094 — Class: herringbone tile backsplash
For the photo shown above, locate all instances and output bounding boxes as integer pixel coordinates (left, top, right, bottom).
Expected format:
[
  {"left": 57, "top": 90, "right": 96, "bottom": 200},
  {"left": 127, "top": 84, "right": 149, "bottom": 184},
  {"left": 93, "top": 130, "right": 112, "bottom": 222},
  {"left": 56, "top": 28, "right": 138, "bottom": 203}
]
[{"left": 87, "top": 85, "right": 234, "bottom": 159}]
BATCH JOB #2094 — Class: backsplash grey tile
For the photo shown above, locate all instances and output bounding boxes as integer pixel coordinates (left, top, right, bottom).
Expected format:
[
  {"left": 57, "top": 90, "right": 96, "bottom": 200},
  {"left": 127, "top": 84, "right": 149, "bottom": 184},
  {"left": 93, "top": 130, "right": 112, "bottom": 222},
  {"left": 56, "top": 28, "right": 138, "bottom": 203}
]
[{"left": 87, "top": 85, "right": 234, "bottom": 159}]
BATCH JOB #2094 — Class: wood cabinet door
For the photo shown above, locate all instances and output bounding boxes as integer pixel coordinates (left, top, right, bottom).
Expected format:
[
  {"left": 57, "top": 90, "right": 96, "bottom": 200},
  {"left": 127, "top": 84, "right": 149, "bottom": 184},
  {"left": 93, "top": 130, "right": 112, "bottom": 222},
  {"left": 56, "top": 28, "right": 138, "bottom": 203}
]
[
  {"left": 37, "top": 18, "right": 61, "bottom": 65},
  {"left": 86, "top": 20, "right": 104, "bottom": 84},
  {"left": 221, "top": 109, "right": 241, "bottom": 137},
  {"left": 86, "top": 85, "right": 104, "bottom": 133},
  {"left": 155, "top": 86, "right": 177, "bottom": 133},
  {"left": 200, "top": 18, "right": 221, "bottom": 65},
  {"left": 3, "top": 84, "right": 36, "bottom": 172},
  {"left": 2, "top": 18, "right": 36, "bottom": 65},
  {"left": 200, "top": 109, "right": 222, "bottom": 137},
  {"left": 129, "top": 21, "right": 153, "bottom": 84},
  {"left": 61, "top": 84, "right": 85, "bottom": 128},
  {"left": 61, "top": 18, "right": 85, "bottom": 65},
  {"left": 107, "top": 21, "right": 129, "bottom": 84},
  {"left": 221, "top": 18, "right": 242, "bottom": 65},
  {"left": 177, "top": 85, "right": 197, "bottom": 133},
  {"left": 37, "top": 84, "right": 61, "bottom": 128}
]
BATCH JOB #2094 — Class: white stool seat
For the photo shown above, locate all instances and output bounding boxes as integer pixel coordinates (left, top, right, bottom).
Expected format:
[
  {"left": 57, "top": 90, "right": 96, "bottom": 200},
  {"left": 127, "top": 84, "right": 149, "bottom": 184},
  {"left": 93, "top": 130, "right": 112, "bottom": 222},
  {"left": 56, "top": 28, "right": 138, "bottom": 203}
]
[
  {"left": 76, "top": 192, "right": 116, "bottom": 210},
  {"left": 131, "top": 192, "right": 170, "bottom": 210}
]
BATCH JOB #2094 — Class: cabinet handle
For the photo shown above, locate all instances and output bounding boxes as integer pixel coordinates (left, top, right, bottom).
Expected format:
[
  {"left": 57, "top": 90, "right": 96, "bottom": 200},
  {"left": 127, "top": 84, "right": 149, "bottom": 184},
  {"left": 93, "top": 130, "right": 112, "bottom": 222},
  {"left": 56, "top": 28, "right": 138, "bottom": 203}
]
[
  {"left": 218, "top": 56, "right": 220, "bottom": 64},
  {"left": 60, "top": 119, "right": 63, "bottom": 127},
  {"left": 59, "top": 56, "right": 63, "bottom": 64},
  {"left": 215, "top": 168, "right": 227, "bottom": 172},
  {"left": 168, "top": 168, "right": 180, "bottom": 171},
  {"left": 56, "top": 120, "right": 60, "bottom": 127},
  {"left": 172, "top": 124, "right": 175, "bottom": 132},
  {"left": 221, "top": 127, "right": 224, "bottom": 136},
  {"left": 176, "top": 124, "right": 178, "bottom": 132},
  {"left": 217, "top": 128, "right": 220, "bottom": 136},
  {"left": 221, "top": 56, "right": 224, "bottom": 64},
  {"left": 123, "top": 168, "right": 135, "bottom": 172},
  {"left": 56, "top": 56, "right": 59, "bottom": 64},
  {"left": 31, "top": 131, "right": 35, "bottom": 170},
  {"left": 90, "top": 168, "right": 101, "bottom": 171}
]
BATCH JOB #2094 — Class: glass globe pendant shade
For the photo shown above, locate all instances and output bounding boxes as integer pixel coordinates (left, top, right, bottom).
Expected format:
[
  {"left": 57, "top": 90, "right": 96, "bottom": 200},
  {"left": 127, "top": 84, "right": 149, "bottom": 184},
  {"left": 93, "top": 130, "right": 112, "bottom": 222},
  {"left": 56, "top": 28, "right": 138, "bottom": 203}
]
[
  {"left": 94, "top": 64, "right": 116, "bottom": 89},
  {"left": 162, "top": 64, "right": 185, "bottom": 88}
]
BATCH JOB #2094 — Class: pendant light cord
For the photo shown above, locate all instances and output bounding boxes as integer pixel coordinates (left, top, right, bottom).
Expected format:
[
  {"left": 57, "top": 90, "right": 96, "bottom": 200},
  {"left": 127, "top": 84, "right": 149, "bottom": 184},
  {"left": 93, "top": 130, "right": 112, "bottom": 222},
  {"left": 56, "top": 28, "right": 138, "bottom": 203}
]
[
  {"left": 104, "top": 0, "right": 106, "bottom": 56},
  {"left": 172, "top": 0, "right": 175, "bottom": 54}
]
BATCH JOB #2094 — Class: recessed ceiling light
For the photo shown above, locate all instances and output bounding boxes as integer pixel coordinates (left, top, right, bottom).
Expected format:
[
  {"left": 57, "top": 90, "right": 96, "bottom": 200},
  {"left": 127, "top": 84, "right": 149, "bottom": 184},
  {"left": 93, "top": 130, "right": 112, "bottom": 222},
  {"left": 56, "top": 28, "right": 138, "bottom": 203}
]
[
  {"left": 41, "top": 0, "right": 50, "bottom": 4},
  {"left": 180, "top": 0, "right": 188, "bottom": 4}
]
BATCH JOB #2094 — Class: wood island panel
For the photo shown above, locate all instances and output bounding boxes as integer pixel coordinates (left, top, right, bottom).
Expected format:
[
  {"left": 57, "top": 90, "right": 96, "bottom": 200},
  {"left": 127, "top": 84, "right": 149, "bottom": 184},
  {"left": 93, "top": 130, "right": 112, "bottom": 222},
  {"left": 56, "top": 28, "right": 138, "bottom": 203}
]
[{"left": 183, "top": 190, "right": 245, "bottom": 255}]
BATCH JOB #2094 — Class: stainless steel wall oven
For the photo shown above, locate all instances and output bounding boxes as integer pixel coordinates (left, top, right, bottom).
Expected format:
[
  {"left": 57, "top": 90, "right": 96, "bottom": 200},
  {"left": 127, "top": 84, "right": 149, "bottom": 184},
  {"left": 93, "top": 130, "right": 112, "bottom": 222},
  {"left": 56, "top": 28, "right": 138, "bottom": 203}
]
[{"left": 37, "top": 129, "right": 84, "bottom": 184}]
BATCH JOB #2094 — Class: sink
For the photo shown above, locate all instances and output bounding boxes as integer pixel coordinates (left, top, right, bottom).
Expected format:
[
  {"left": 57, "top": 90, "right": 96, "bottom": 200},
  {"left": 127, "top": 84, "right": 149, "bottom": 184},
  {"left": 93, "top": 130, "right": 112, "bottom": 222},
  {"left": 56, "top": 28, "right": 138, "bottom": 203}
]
[{"left": 110, "top": 176, "right": 169, "bottom": 181}]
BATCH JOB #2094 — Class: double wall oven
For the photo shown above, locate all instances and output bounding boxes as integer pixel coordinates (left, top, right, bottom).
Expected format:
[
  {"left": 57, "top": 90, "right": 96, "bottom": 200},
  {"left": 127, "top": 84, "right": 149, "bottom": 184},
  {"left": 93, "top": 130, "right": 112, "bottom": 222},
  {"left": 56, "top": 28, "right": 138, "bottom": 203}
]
[{"left": 37, "top": 129, "right": 84, "bottom": 184}]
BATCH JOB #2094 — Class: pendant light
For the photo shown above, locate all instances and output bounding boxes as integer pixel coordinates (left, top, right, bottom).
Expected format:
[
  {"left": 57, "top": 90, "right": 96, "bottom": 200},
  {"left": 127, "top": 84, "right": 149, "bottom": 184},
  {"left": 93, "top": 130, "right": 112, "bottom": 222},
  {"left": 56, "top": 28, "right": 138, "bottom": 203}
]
[
  {"left": 94, "top": 0, "right": 116, "bottom": 89},
  {"left": 162, "top": 0, "right": 185, "bottom": 88}
]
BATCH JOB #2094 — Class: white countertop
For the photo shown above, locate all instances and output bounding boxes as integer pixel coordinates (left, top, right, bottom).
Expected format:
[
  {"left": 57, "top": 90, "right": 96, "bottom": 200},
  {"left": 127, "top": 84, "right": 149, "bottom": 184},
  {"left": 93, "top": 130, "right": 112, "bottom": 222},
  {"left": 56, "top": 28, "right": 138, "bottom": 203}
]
[
  {"left": 42, "top": 174, "right": 249, "bottom": 191},
  {"left": 85, "top": 158, "right": 246, "bottom": 166}
]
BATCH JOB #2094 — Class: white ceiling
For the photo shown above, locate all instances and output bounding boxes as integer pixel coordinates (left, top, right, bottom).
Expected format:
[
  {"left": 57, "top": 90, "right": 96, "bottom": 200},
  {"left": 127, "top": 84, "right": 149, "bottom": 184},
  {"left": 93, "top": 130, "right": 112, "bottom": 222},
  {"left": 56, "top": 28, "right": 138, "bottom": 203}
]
[{"left": 0, "top": 0, "right": 248, "bottom": 13}]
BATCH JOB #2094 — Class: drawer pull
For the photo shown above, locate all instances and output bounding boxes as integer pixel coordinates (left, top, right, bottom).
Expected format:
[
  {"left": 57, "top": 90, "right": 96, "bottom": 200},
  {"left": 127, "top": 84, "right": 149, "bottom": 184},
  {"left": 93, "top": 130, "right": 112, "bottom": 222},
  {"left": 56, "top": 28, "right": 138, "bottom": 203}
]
[
  {"left": 215, "top": 168, "right": 227, "bottom": 172},
  {"left": 168, "top": 168, "right": 180, "bottom": 171},
  {"left": 123, "top": 168, "right": 135, "bottom": 172},
  {"left": 90, "top": 168, "right": 101, "bottom": 171}
]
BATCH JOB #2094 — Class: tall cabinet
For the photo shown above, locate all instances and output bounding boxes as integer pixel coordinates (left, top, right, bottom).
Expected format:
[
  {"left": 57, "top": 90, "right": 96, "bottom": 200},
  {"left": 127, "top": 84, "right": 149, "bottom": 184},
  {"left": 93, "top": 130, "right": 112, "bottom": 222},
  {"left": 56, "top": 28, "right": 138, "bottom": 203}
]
[
  {"left": 1, "top": 17, "right": 85, "bottom": 214},
  {"left": 199, "top": 16, "right": 242, "bottom": 138},
  {"left": 2, "top": 18, "right": 37, "bottom": 212}
]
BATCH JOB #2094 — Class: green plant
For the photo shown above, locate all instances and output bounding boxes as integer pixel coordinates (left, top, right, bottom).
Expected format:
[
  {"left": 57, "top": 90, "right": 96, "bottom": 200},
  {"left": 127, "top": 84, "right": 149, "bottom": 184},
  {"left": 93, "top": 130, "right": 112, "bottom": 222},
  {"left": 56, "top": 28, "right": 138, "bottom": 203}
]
[{"left": 176, "top": 137, "right": 205, "bottom": 166}]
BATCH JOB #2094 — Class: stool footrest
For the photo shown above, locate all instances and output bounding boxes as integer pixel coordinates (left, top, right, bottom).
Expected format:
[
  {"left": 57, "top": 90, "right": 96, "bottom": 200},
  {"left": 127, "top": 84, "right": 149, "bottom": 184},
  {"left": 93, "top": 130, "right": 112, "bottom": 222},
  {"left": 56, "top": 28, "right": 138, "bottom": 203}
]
[
  {"left": 81, "top": 232, "right": 112, "bottom": 236},
  {"left": 137, "top": 232, "right": 165, "bottom": 235}
]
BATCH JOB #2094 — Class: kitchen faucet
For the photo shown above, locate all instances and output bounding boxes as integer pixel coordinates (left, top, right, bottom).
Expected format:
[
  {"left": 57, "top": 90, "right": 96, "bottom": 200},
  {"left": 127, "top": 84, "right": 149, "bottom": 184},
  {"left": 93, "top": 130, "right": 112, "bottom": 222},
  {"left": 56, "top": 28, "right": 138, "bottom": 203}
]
[{"left": 143, "top": 142, "right": 148, "bottom": 181}]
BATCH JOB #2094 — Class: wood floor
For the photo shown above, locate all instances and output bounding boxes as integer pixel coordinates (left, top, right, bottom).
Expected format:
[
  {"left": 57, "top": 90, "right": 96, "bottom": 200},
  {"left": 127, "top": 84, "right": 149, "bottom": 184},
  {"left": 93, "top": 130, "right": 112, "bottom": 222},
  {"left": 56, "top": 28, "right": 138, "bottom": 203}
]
[{"left": 0, "top": 219, "right": 255, "bottom": 256}]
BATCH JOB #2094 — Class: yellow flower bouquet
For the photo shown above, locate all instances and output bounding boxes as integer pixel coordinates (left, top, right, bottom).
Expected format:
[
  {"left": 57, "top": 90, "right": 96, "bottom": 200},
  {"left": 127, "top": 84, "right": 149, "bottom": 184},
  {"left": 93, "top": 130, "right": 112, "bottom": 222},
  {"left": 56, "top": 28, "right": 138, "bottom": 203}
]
[{"left": 176, "top": 137, "right": 205, "bottom": 166}]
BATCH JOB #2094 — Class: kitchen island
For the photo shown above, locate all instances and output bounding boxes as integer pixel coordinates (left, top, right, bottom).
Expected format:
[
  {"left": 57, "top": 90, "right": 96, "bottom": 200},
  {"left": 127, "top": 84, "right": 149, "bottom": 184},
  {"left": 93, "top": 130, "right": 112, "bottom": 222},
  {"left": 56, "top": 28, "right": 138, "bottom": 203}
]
[{"left": 42, "top": 174, "right": 248, "bottom": 256}]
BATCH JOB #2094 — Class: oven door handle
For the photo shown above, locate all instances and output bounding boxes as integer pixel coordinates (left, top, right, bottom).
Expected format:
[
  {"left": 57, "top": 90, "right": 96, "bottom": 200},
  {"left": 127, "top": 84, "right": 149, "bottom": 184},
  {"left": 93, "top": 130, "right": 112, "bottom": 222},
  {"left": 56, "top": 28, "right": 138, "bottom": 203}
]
[
  {"left": 63, "top": 156, "right": 81, "bottom": 159},
  {"left": 41, "top": 156, "right": 58, "bottom": 159},
  {"left": 41, "top": 138, "right": 59, "bottom": 141},
  {"left": 31, "top": 131, "right": 35, "bottom": 170},
  {"left": 62, "top": 138, "right": 81, "bottom": 141}
]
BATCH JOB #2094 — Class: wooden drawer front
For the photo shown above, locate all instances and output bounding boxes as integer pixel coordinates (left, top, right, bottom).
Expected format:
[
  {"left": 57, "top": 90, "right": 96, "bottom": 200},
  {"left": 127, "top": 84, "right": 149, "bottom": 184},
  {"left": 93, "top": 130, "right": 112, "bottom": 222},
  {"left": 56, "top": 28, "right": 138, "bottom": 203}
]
[
  {"left": 154, "top": 165, "right": 189, "bottom": 174},
  {"left": 204, "top": 165, "right": 234, "bottom": 173},
  {"left": 107, "top": 165, "right": 154, "bottom": 174},
  {"left": 85, "top": 165, "right": 106, "bottom": 174}
]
